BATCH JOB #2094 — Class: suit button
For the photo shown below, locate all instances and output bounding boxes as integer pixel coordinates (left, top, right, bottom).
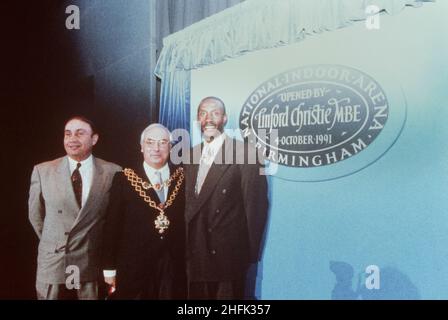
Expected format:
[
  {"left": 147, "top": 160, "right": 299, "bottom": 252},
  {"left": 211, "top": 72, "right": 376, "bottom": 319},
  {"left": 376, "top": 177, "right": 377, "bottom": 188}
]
[
  {"left": 222, "top": 189, "right": 226, "bottom": 194},
  {"left": 210, "top": 249, "right": 216, "bottom": 255},
  {"left": 64, "top": 232, "right": 69, "bottom": 235},
  {"left": 58, "top": 210, "right": 62, "bottom": 214},
  {"left": 215, "top": 209, "right": 220, "bottom": 214},
  {"left": 208, "top": 228, "right": 212, "bottom": 233},
  {"left": 160, "top": 236, "right": 164, "bottom": 240}
]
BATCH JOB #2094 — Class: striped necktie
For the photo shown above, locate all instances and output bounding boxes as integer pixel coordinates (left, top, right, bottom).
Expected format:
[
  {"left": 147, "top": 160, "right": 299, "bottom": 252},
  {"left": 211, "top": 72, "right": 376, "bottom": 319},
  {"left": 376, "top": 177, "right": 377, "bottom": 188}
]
[
  {"left": 71, "top": 162, "right": 82, "bottom": 208},
  {"left": 154, "top": 170, "right": 166, "bottom": 203},
  {"left": 195, "top": 144, "right": 214, "bottom": 195}
]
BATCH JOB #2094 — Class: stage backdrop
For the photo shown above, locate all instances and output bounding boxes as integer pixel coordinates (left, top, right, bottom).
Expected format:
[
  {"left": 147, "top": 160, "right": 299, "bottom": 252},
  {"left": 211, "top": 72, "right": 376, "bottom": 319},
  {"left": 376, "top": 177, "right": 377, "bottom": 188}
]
[{"left": 189, "top": 2, "right": 448, "bottom": 299}]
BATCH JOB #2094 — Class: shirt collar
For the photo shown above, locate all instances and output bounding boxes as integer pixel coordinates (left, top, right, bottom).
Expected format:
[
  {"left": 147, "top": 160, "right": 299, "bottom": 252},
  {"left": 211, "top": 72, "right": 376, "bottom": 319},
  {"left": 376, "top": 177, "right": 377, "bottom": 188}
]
[
  {"left": 68, "top": 154, "right": 93, "bottom": 172},
  {"left": 143, "top": 161, "right": 170, "bottom": 179},
  {"left": 203, "top": 132, "right": 226, "bottom": 154}
]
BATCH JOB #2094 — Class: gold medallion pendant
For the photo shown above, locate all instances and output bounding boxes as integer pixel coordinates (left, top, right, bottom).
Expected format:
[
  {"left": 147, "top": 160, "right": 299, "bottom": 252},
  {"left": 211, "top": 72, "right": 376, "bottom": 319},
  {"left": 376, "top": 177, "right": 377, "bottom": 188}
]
[
  {"left": 123, "top": 167, "right": 184, "bottom": 234},
  {"left": 154, "top": 212, "right": 170, "bottom": 234}
]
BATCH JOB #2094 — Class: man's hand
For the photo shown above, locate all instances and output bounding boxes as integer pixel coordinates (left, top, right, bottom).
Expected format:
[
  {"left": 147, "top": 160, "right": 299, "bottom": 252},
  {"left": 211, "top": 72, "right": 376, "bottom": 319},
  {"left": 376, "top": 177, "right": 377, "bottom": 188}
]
[{"left": 104, "top": 276, "right": 116, "bottom": 290}]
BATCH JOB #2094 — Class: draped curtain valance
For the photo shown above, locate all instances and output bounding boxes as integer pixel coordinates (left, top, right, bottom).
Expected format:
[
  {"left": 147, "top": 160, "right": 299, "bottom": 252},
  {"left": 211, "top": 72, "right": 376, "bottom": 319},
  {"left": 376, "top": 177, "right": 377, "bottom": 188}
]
[
  {"left": 155, "top": 0, "right": 433, "bottom": 132},
  {"left": 155, "top": 0, "right": 432, "bottom": 77}
]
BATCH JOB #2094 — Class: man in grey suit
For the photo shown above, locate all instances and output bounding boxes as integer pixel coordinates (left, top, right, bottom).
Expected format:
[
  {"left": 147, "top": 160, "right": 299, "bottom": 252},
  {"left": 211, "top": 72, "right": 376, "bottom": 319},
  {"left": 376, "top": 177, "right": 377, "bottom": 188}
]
[
  {"left": 28, "top": 116, "right": 121, "bottom": 300},
  {"left": 185, "top": 97, "right": 269, "bottom": 299}
]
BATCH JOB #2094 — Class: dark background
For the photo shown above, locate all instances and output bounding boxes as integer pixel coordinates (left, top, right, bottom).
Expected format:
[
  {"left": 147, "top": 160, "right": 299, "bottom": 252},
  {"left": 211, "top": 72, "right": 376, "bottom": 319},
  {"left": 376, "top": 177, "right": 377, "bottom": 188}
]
[
  {"left": 2, "top": 0, "right": 242, "bottom": 299},
  {"left": 2, "top": 1, "right": 158, "bottom": 299}
]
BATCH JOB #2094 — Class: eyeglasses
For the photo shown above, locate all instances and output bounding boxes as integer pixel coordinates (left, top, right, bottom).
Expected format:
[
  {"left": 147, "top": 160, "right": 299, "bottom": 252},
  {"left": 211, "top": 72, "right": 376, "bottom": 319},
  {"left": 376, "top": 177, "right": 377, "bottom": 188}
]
[{"left": 144, "top": 139, "right": 170, "bottom": 148}]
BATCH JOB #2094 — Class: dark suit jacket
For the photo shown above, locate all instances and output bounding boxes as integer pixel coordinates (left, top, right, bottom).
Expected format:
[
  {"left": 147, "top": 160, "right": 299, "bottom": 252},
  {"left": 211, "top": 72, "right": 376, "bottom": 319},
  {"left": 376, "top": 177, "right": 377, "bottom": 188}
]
[
  {"left": 185, "top": 136, "right": 269, "bottom": 282},
  {"left": 102, "top": 162, "right": 186, "bottom": 299}
]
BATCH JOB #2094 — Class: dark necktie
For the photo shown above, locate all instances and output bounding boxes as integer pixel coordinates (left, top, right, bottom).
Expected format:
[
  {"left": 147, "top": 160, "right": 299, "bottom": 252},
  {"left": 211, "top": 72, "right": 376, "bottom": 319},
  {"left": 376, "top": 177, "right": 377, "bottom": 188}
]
[{"left": 72, "top": 162, "right": 83, "bottom": 208}]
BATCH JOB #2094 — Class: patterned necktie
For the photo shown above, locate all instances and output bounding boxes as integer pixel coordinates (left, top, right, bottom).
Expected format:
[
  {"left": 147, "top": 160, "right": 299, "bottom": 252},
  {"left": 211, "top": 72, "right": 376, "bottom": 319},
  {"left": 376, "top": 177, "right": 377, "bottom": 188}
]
[
  {"left": 71, "top": 162, "right": 83, "bottom": 208},
  {"left": 195, "top": 144, "right": 214, "bottom": 196},
  {"left": 154, "top": 170, "right": 165, "bottom": 203}
]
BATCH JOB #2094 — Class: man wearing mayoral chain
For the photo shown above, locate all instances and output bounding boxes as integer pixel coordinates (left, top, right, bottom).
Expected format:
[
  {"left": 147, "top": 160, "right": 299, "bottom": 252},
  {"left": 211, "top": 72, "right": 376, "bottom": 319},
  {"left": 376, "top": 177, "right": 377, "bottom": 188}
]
[{"left": 102, "top": 123, "right": 186, "bottom": 299}]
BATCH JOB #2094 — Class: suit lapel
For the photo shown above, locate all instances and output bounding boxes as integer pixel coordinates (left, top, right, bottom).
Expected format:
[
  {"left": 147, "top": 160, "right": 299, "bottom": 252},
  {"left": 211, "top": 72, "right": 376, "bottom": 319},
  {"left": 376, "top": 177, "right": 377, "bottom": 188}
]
[
  {"left": 186, "top": 137, "right": 232, "bottom": 223},
  {"left": 56, "top": 157, "right": 79, "bottom": 222},
  {"left": 166, "top": 162, "right": 179, "bottom": 202},
  {"left": 72, "top": 156, "right": 105, "bottom": 229},
  {"left": 135, "top": 165, "right": 162, "bottom": 206}
]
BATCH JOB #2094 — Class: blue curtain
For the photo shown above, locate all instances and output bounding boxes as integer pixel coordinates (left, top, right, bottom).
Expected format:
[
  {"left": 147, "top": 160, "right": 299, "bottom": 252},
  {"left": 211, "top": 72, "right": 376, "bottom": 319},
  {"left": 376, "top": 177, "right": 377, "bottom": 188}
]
[
  {"left": 156, "top": 1, "right": 247, "bottom": 131},
  {"left": 158, "top": 70, "right": 191, "bottom": 132}
]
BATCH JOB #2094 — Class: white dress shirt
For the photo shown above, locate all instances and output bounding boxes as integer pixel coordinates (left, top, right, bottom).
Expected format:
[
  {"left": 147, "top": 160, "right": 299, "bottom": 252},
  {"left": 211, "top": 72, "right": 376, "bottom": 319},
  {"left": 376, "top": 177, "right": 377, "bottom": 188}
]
[
  {"left": 143, "top": 161, "right": 170, "bottom": 201},
  {"left": 68, "top": 154, "right": 93, "bottom": 207},
  {"left": 195, "top": 133, "right": 226, "bottom": 195},
  {"left": 103, "top": 162, "right": 171, "bottom": 278},
  {"left": 202, "top": 132, "right": 226, "bottom": 162}
]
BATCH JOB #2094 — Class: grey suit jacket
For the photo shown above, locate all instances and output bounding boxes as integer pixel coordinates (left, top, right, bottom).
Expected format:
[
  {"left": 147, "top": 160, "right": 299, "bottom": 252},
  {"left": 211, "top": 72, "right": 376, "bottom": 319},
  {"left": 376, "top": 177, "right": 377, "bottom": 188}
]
[{"left": 28, "top": 156, "right": 121, "bottom": 284}]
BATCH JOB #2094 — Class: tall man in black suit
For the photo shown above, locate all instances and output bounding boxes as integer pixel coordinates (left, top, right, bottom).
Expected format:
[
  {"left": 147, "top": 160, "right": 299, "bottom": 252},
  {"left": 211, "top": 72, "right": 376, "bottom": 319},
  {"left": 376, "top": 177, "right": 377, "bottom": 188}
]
[
  {"left": 185, "top": 96, "right": 269, "bottom": 299},
  {"left": 102, "top": 124, "right": 186, "bottom": 299}
]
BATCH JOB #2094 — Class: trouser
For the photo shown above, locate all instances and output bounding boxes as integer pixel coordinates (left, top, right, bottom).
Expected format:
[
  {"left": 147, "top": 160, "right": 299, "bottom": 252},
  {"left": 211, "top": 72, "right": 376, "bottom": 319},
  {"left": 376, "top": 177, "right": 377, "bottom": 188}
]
[
  {"left": 188, "top": 279, "right": 246, "bottom": 300},
  {"left": 36, "top": 281, "right": 98, "bottom": 300},
  {"left": 113, "top": 253, "right": 186, "bottom": 300}
]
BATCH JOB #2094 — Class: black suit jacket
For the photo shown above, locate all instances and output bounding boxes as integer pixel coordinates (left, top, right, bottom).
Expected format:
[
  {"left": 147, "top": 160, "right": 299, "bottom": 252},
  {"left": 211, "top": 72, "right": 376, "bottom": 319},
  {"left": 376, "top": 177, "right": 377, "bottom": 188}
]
[
  {"left": 185, "top": 136, "right": 269, "bottom": 282},
  {"left": 102, "top": 162, "right": 186, "bottom": 299}
]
